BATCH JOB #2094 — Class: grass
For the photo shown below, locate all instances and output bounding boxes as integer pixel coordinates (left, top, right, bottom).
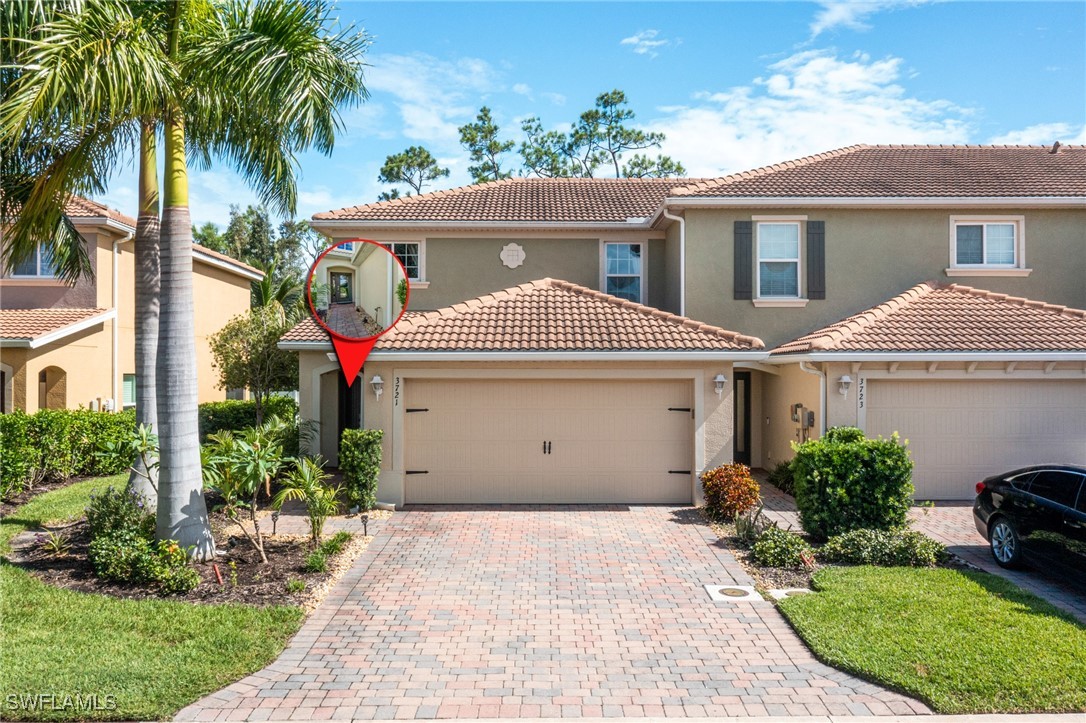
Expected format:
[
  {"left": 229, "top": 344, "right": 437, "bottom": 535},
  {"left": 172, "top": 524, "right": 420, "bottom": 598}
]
[
  {"left": 1, "top": 475, "right": 304, "bottom": 721},
  {"left": 778, "top": 565, "right": 1086, "bottom": 714}
]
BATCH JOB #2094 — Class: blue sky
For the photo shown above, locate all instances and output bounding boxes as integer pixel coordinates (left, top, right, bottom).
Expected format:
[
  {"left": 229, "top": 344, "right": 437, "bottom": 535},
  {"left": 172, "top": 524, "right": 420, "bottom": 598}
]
[{"left": 101, "top": 1, "right": 1086, "bottom": 228}]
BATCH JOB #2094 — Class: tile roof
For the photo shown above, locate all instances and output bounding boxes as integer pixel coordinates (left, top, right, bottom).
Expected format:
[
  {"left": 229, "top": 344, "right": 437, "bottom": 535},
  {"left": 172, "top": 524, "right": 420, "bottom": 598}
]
[
  {"left": 0, "top": 307, "right": 111, "bottom": 342},
  {"left": 311, "top": 177, "right": 706, "bottom": 223},
  {"left": 282, "top": 278, "right": 764, "bottom": 352},
  {"left": 672, "top": 144, "right": 1086, "bottom": 198},
  {"left": 64, "top": 197, "right": 137, "bottom": 228},
  {"left": 191, "top": 244, "right": 263, "bottom": 277},
  {"left": 772, "top": 283, "right": 1086, "bottom": 355}
]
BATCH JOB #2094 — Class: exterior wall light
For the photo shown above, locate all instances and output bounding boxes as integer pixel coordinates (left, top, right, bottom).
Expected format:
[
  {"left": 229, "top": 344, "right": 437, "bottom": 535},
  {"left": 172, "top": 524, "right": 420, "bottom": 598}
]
[
  {"left": 838, "top": 375, "right": 853, "bottom": 397},
  {"left": 713, "top": 373, "right": 728, "bottom": 398},
  {"left": 370, "top": 374, "right": 384, "bottom": 400}
]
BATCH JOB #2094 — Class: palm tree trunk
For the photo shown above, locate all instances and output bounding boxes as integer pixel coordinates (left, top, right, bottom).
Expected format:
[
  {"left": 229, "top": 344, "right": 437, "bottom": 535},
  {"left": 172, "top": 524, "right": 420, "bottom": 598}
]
[
  {"left": 156, "top": 110, "right": 214, "bottom": 560},
  {"left": 128, "top": 119, "right": 160, "bottom": 503}
]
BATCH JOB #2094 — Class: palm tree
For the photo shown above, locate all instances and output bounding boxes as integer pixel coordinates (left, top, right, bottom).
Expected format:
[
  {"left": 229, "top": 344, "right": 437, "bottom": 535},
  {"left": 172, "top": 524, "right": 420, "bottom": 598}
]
[
  {"left": 252, "top": 259, "right": 306, "bottom": 321},
  {"left": 3, "top": 0, "right": 368, "bottom": 558}
]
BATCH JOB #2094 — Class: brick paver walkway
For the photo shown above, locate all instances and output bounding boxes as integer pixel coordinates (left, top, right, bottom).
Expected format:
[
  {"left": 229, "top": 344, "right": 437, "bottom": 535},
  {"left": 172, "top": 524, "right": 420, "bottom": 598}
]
[
  {"left": 177, "top": 506, "right": 927, "bottom": 720},
  {"left": 757, "top": 479, "right": 1086, "bottom": 624},
  {"left": 327, "top": 303, "right": 381, "bottom": 338}
]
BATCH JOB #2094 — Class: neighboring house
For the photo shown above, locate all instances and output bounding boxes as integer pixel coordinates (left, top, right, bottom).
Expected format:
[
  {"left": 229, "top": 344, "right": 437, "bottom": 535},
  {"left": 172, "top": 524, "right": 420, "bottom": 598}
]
[
  {"left": 310, "top": 241, "right": 406, "bottom": 333},
  {"left": 0, "top": 198, "right": 262, "bottom": 413},
  {"left": 283, "top": 144, "right": 1086, "bottom": 504}
]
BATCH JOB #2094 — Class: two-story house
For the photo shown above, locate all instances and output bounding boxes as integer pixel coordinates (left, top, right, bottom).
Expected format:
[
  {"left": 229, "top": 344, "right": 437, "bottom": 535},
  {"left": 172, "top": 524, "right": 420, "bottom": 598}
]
[
  {"left": 1, "top": 197, "right": 262, "bottom": 413},
  {"left": 280, "top": 145, "right": 1086, "bottom": 505}
]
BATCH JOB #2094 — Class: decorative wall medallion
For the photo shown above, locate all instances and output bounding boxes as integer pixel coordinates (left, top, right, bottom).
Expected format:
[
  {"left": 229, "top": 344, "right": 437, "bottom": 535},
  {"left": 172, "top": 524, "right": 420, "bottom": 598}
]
[{"left": 499, "top": 243, "right": 526, "bottom": 269}]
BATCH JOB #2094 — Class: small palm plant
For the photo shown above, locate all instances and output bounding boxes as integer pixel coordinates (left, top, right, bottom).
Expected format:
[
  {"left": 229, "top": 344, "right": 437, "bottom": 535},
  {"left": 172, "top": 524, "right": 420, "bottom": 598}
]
[{"left": 274, "top": 457, "right": 342, "bottom": 543}]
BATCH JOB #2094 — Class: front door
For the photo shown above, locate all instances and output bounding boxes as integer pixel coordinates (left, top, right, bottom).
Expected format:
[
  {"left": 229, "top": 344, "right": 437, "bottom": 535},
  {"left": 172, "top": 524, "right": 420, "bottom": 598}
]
[
  {"left": 330, "top": 272, "right": 353, "bottom": 304},
  {"left": 733, "top": 372, "right": 751, "bottom": 466},
  {"left": 337, "top": 373, "right": 362, "bottom": 442}
]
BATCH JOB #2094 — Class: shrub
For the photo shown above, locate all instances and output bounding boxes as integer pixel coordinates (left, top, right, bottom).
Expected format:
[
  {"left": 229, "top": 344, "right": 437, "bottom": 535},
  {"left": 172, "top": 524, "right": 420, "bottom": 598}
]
[
  {"left": 821, "top": 528, "right": 947, "bottom": 567},
  {"left": 339, "top": 429, "right": 383, "bottom": 510},
  {"left": 198, "top": 397, "right": 298, "bottom": 453},
  {"left": 1, "top": 410, "right": 34, "bottom": 498},
  {"left": 303, "top": 551, "right": 328, "bottom": 573},
  {"left": 791, "top": 427, "right": 914, "bottom": 540},
  {"left": 285, "top": 578, "right": 306, "bottom": 594},
  {"left": 273, "top": 457, "right": 341, "bottom": 543},
  {"left": 86, "top": 487, "right": 155, "bottom": 541},
  {"left": 766, "top": 461, "right": 796, "bottom": 496},
  {"left": 701, "top": 463, "right": 760, "bottom": 521},
  {"left": 319, "top": 531, "right": 352, "bottom": 557},
  {"left": 751, "top": 527, "right": 814, "bottom": 568}
]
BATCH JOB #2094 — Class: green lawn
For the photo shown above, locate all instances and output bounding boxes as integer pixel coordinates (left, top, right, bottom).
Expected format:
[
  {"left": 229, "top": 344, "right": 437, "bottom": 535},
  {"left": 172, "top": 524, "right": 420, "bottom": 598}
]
[
  {"left": 778, "top": 565, "right": 1086, "bottom": 714},
  {"left": 1, "top": 476, "right": 303, "bottom": 721}
]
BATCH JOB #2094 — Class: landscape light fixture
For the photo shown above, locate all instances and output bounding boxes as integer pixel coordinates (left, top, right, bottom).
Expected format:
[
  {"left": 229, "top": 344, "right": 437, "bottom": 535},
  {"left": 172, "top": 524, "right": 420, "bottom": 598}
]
[
  {"left": 713, "top": 373, "right": 728, "bottom": 398},
  {"left": 838, "top": 375, "right": 853, "bottom": 397},
  {"left": 370, "top": 374, "right": 384, "bottom": 400}
]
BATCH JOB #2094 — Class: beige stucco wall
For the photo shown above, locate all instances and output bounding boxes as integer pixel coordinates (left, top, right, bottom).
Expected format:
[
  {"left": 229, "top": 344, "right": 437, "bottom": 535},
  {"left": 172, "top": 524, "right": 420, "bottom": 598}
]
[
  {"left": 296, "top": 351, "right": 735, "bottom": 508},
  {"left": 192, "top": 260, "right": 254, "bottom": 403},
  {"left": 318, "top": 231, "right": 669, "bottom": 312},
  {"left": 681, "top": 207, "right": 1086, "bottom": 349},
  {"left": 758, "top": 363, "right": 821, "bottom": 468}
]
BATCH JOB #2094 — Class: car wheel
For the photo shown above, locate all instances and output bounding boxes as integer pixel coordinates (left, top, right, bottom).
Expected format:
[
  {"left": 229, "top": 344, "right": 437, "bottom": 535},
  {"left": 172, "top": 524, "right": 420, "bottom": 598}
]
[{"left": 990, "top": 517, "right": 1023, "bottom": 568}]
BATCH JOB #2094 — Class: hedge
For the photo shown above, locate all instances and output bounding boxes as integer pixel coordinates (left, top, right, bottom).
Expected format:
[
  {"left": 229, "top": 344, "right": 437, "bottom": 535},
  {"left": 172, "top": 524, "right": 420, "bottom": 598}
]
[
  {"left": 339, "top": 429, "right": 383, "bottom": 510},
  {"left": 198, "top": 397, "right": 298, "bottom": 455},
  {"left": 1, "top": 409, "right": 136, "bottom": 499},
  {"left": 791, "top": 426, "right": 914, "bottom": 540}
]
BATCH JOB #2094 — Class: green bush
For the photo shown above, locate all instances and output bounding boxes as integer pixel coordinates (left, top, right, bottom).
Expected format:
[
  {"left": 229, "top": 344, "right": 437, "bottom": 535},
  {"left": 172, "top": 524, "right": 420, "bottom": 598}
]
[
  {"left": 791, "top": 427, "right": 914, "bottom": 540},
  {"left": 701, "top": 463, "right": 760, "bottom": 521},
  {"left": 85, "top": 487, "right": 199, "bottom": 594},
  {"left": 339, "top": 429, "right": 383, "bottom": 510},
  {"left": 303, "top": 550, "right": 328, "bottom": 573},
  {"left": 319, "top": 530, "right": 352, "bottom": 557},
  {"left": 198, "top": 397, "right": 298, "bottom": 454},
  {"left": 821, "top": 528, "right": 947, "bottom": 567},
  {"left": 1, "top": 409, "right": 136, "bottom": 498},
  {"left": 751, "top": 527, "right": 814, "bottom": 568},
  {"left": 766, "top": 461, "right": 796, "bottom": 496}
]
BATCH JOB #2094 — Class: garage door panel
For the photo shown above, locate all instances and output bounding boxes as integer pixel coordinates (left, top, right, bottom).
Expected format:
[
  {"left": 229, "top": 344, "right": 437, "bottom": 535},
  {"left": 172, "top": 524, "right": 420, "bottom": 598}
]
[
  {"left": 867, "top": 379, "right": 1086, "bottom": 500},
  {"left": 405, "top": 379, "right": 694, "bottom": 504}
]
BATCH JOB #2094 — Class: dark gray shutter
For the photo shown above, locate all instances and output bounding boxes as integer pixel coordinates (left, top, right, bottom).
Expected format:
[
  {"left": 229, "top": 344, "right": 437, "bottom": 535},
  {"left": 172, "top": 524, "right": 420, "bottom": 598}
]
[
  {"left": 807, "top": 220, "right": 825, "bottom": 300},
  {"left": 734, "top": 220, "right": 753, "bottom": 300}
]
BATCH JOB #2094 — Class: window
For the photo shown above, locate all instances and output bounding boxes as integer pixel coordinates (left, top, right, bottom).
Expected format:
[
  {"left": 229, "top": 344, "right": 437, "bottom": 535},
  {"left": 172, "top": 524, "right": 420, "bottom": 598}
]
[
  {"left": 948, "top": 216, "right": 1027, "bottom": 274},
  {"left": 603, "top": 242, "right": 643, "bottom": 303},
  {"left": 1027, "top": 470, "right": 1082, "bottom": 509},
  {"left": 122, "top": 374, "right": 137, "bottom": 409},
  {"left": 337, "top": 241, "right": 354, "bottom": 252},
  {"left": 380, "top": 242, "right": 422, "bottom": 280},
  {"left": 12, "top": 244, "right": 57, "bottom": 278},
  {"left": 756, "top": 222, "right": 800, "bottom": 298}
]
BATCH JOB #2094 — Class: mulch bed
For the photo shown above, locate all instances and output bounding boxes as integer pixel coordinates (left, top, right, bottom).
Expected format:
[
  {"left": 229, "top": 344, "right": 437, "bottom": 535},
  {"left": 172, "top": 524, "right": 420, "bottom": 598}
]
[{"left": 8, "top": 506, "right": 357, "bottom": 607}]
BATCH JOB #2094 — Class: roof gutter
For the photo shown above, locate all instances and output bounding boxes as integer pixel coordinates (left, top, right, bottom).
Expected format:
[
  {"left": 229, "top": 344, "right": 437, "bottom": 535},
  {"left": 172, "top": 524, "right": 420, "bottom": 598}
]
[
  {"left": 661, "top": 206, "right": 686, "bottom": 317},
  {"left": 309, "top": 219, "right": 654, "bottom": 232},
  {"left": 769, "top": 351, "right": 1086, "bottom": 363},
  {"left": 664, "top": 196, "right": 1085, "bottom": 209},
  {"left": 1, "top": 309, "right": 118, "bottom": 349},
  {"left": 277, "top": 341, "right": 768, "bottom": 361},
  {"left": 192, "top": 249, "right": 264, "bottom": 281}
]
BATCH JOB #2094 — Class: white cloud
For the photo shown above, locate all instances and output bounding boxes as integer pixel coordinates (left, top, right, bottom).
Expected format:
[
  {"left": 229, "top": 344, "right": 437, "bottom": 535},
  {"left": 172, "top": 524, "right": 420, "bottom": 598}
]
[
  {"left": 620, "top": 29, "right": 670, "bottom": 58},
  {"left": 541, "top": 91, "right": 566, "bottom": 106},
  {"left": 363, "top": 52, "right": 499, "bottom": 146},
  {"left": 646, "top": 50, "right": 971, "bottom": 178},
  {"left": 988, "top": 122, "right": 1086, "bottom": 145},
  {"left": 512, "top": 83, "right": 532, "bottom": 96},
  {"left": 810, "top": 1, "right": 929, "bottom": 37}
]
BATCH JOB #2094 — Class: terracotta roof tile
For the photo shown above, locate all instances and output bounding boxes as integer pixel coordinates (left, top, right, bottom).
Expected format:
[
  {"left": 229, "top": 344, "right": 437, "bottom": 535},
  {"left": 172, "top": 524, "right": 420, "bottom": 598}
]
[
  {"left": 672, "top": 145, "right": 1086, "bottom": 198},
  {"left": 282, "top": 279, "right": 764, "bottom": 352},
  {"left": 772, "top": 283, "right": 1086, "bottom": 354},
  {"left": 63, "top": 197, "right": 137, "bottom": 228},
  {"left": 0, "top": 307, "right": 111, "bottom": 341},
  {"left": 191, "top": 244, "right": 263, "bottom": 276},
  {"left": 312, "top": 177, "right": 706, "bottom": 223}
]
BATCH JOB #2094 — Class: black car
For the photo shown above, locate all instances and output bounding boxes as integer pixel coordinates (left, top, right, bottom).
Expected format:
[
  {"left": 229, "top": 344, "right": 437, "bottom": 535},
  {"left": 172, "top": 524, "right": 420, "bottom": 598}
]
[{"left": 973, "top": 465, "right": 1086, "bottom": 580}]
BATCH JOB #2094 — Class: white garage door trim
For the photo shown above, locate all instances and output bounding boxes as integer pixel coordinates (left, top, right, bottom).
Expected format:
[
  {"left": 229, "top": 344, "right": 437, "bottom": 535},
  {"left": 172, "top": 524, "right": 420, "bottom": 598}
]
[
  {"left": 860, "top": 377, "right": 1086, "bottom": 500},
  {"left": 390, "top": 368, "right": 707, "bottom": 505}
]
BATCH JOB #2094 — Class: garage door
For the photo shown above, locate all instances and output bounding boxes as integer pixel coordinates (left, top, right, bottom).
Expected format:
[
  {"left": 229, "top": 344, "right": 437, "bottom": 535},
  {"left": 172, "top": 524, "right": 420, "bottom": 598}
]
[
  {"left": 866, "top": 379, "right": 1086, "bottom": 500},
  {"left": 404, "top": 379, "right": 694, "bottom": 504}
]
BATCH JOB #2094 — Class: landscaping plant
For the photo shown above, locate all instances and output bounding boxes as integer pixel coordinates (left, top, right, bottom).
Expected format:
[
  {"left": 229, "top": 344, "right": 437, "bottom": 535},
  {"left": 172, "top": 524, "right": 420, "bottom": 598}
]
[
  {"left": 751, "top": 526, "right": 815, "bottom": 568},
  {"left": 734, "top": 503, "right": 774, "bottom": 545},
  {"left": 791, "top": 426, "right": 914, "bottom": 540},
  {"left": 821, "top": 528, "right": 948, "bottom": 567},
  {"left": 273, "top": 456, "right": 342, "bottom": 543},
  {"left": 97, "top": 423, "right": 160, "bottom": 500},
  {"left": 766, "top": 460, "right": 796, "bottom": 496},
  {"left": 340, "top": 429, "right": 383, "bottom": 510},
  {"left": 701, "top": 463, "right": 760, "bottom": 521}
]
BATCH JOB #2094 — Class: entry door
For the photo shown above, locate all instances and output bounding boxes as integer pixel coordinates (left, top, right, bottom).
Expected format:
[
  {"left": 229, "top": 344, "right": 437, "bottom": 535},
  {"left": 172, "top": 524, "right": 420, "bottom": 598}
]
[
  {"left": 330, "top": 272, "right": 353, "bottom": 304},
  {"left": 337, "top": 374, "right": 362, "bottom": 441},
  {"left": 404, "top": 379, "right": 694, "bottom": 504},
  {"left": 733, "top": 372, "right": 751, "bottom": 466}
]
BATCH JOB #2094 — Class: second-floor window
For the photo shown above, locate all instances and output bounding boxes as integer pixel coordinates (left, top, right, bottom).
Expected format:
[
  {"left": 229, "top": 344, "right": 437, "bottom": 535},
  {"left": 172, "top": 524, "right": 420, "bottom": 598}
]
[
  {"left": 380, "top": 242, "right": 422, "bottom": 280},
  {"left": 756, "top": 222, "right": 800, "bottom": 298},
  {"left": 12, "top": 244, "right": 57, "bottom": 278},
  {"left": 604, "top": 242, "right": 643, "bottom": 303},
  {"left": 953, "top": 219, "right": 1020, "bottom": 267}
]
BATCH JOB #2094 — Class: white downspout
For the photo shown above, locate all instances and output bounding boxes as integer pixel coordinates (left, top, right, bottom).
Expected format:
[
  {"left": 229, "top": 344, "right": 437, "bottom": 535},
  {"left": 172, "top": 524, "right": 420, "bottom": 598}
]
[
  {"left": 799, "top": 361, "right": 826, "bottom": 435},
  {"left": 661, "top": 205, "right": 686, "bottom": 317},
  {"left": 111, "top": 232, "right": 134, "bottom": 412}
]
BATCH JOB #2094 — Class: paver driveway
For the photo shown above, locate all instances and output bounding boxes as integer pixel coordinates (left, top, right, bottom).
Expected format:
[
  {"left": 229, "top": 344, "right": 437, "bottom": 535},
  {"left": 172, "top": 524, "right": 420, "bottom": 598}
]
[{"left": 178, "top": 506, "right": 928, "bottom": 720}]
